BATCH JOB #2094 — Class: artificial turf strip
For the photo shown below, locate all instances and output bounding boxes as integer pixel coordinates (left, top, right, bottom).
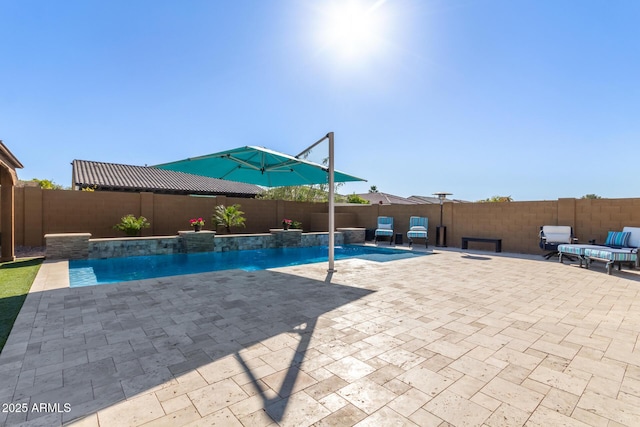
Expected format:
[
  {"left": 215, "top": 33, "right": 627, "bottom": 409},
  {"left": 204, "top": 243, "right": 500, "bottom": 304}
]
[{"left": 0, "top": 258, "right": 42, "bottom": 353}]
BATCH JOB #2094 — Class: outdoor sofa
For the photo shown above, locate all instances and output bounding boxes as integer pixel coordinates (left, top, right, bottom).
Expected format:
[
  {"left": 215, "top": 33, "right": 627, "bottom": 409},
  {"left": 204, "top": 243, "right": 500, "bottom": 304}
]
[{"left": 558, "top": 226, "right": 640, "bottom": 275}]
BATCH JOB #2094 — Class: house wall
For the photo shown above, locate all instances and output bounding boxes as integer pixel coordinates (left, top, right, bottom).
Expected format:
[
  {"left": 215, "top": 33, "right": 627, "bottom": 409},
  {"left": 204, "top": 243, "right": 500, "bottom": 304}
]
[{"left": 11, "top": 186, "right": 640, "bottom": 255}]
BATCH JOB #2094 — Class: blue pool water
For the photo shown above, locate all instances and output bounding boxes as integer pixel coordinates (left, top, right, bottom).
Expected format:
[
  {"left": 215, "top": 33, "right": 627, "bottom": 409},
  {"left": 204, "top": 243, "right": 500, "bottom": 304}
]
[{"left": 69, "top": 245, "right": 426, "bottom": 287}]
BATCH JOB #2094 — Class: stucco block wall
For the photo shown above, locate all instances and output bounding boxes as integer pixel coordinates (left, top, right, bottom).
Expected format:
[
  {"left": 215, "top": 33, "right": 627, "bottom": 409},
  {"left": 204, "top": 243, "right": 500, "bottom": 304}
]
[
  {"left": 14, "top": 189, "right": 329, "bottom": 245},
  {"left": 449, "top": 201, "right": 557, "bottom": 254},
  {"left": 575, "top": 198, "right": 640, "bottom": 244},
  {"left": 12, "top": 187, "right": 640, "bottom": 255},
  {"left": 42, "top": 190, "right": 142, "bottom": 239}
]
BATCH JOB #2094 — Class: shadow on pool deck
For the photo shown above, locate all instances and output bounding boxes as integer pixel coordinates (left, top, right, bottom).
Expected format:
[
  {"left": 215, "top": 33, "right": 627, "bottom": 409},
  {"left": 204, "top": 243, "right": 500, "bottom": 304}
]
[
  {"left": 4, "top": 250, "right": 640, "bottom": 426},
  {"left": 0, "top": 267, "right": 374, "bottom": 425}
]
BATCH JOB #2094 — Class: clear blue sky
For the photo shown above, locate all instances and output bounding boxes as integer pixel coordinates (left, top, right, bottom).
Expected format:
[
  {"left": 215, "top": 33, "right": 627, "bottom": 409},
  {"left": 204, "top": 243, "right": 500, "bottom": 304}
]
[{"left": 2, "top": 0, "right": 638, "bottom": 201}]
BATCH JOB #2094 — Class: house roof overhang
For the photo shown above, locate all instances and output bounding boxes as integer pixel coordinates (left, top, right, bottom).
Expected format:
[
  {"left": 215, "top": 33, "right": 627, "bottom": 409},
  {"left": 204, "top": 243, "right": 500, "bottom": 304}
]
[{"left": 0, "top": 141, "right": 24, "bottom": 185}]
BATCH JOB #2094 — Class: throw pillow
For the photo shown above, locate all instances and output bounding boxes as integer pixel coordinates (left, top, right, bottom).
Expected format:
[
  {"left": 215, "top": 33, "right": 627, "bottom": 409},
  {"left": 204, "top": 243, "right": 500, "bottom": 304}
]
[{"left": 605, "top": 231, "right": 631, "bottom": 248}]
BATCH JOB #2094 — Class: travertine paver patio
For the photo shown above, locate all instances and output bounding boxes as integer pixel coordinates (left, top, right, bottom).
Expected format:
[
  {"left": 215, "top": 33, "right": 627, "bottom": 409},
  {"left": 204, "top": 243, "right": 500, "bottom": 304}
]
[{"left": 1, "top": 247, "right": 640, "bottom": 426}]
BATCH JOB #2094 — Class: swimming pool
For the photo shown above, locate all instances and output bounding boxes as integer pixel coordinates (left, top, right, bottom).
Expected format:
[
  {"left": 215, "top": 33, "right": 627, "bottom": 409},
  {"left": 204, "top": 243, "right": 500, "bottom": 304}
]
[{"left": 69, "top": 245, "right": 427, "bottom": 287}]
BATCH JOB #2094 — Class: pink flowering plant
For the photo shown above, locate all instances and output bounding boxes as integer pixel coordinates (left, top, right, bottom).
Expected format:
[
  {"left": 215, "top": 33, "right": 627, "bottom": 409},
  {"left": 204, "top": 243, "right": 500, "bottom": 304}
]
[
  {"left": 282, "top": 218, "right": 292, "bottom": 227},
  {"left": 190, "top": 217, "right": 205, "bottom": 227}
]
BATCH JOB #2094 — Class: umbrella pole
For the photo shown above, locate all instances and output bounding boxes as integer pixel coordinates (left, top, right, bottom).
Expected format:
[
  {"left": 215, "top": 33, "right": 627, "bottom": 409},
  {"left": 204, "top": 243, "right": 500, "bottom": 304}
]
[{"left": 328, "top": 132, "right": 336, "bottom": 273}]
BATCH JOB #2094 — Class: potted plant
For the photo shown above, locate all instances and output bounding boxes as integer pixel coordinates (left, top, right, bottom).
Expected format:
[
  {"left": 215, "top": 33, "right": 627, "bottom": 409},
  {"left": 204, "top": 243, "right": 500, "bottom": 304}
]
[
  {"left": 189, "top": 217, "right": 205, "bottom": 232},
  {"left": 282, "top": 218, "right": 292, "bottom": 230},
  {"left": 113, "top": 214, "right": 150, "bottom": 236},
  {"left": 213, "top": 204, "right": 246, "bottom": 233}
]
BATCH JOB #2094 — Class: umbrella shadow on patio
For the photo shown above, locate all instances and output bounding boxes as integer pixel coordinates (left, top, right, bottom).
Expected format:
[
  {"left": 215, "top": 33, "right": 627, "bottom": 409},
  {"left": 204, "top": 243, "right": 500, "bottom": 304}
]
[
  {"left": 0, "top": 267, "right": 374, "bottom": 425},
  {"left": 234, "top": 317, "right": 318, "bottom": 423}
]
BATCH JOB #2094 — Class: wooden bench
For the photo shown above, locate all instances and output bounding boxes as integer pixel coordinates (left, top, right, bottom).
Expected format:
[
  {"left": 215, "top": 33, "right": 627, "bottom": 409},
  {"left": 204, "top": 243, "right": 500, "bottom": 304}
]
[{"left": 461, "top": 237, "right": 502, "bottom": 252}]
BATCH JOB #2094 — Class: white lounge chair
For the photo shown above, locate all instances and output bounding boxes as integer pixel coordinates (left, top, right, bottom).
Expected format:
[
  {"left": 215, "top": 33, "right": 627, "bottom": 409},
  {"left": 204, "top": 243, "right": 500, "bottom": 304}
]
[{"left": 539, "top": 225, "right": 576, "bottom": 259}]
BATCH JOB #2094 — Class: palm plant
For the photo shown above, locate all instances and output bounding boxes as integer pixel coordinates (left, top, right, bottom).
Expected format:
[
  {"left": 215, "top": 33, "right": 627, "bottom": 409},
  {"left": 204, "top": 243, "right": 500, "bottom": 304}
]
[{"left": 213, "top": 204, "right": 246, "bottom": 233}]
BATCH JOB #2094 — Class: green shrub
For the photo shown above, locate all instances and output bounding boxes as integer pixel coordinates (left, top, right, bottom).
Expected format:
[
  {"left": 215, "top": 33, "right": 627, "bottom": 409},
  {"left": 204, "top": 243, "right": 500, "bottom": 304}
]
[
  {"left": 346, "top": 193, "right": 370, "bottom": 204},
  {"left": 113, "top": 214, "right": 150, "bottom": 236}
]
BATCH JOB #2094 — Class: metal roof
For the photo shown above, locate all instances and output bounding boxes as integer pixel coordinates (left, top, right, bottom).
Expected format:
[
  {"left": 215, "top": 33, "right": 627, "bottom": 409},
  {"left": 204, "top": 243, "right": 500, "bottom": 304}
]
[{"left": 72, "top": 160, "right": 263, "bottom": 197}]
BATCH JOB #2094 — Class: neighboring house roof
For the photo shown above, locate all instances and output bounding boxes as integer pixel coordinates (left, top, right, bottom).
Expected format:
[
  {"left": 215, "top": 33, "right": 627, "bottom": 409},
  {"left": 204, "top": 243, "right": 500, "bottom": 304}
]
[
  {"left": 408, "top": 195, "right": 469, "bottom": 204},
  {"left": 356, "top": 192, "right": 420, "bottom": 205},
  {"left": 72, "top": 160, "right": 263, "bottom": 197}
]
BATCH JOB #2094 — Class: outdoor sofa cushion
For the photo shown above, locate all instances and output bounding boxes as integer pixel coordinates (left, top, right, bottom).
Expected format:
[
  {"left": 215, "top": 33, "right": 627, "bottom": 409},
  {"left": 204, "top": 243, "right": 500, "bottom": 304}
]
[
  {"left": 623, "top": 226, "right": 640, "bottom": 247},
  {"left": 584, "top": 247, "right": 637, "bottom": 262},
  {"left": 584, "top": 247, "right": 638, "bottom": 275},
  {"left": 558, "top": 244, "right": 611, "bottom": 267},
  {"left": 604, "top": 231, "right": 631, "bottom": 248},
  {"left": 540, "top": 226, "right": 574, "bottom": 244}
]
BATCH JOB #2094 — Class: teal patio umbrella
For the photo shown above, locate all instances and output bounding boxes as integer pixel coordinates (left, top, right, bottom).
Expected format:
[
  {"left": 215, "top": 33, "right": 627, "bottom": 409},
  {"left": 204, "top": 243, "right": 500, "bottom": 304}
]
[
  {"left": 154, "top": 145, "right": 363, "bottom": 187},
  {"left": 154, "top": 133, "right": 366, "bottom": 272}
]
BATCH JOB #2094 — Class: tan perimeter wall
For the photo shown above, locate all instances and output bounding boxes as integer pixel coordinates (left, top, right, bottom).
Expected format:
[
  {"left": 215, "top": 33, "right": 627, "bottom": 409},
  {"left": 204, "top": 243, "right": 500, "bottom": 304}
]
[{"left": 7, "top": 187, "right": 640, "bottom": 255}]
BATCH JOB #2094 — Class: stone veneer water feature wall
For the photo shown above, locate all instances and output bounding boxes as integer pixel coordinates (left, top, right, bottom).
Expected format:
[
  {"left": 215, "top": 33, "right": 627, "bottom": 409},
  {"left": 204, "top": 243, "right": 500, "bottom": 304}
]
[{"left": 45, "top": 228, "right": 363, "bottom": 260}]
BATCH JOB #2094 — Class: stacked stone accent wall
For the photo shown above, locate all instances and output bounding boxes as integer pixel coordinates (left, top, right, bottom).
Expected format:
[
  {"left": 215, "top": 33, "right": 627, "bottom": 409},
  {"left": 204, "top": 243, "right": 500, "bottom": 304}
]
[
  {"left": 271, "top": 229, "right": 302, "bottom": 247},
  {"left": 178, "top": 230, "right": 215, "bottom": 253},
  {"left": 214, "top": 233, "right": 273, "bottom": 252},
  {"left": 89, "top": 236, "right": 181, "bottom": 259},
  {"left": 337, "top": 228, "right": 365, "bottom": 244},
  {"left": 45, "top": 231, "right": 346, "bottom": 260},
  {"left": 301, "top": 232, "right": 344, "bottom": 247},
  {"left": 44, "top": 233, "right": 91, "bottom": 260}
]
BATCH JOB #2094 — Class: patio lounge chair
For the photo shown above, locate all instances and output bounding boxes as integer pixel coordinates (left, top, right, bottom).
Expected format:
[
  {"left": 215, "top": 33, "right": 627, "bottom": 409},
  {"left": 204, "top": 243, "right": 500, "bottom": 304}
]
[
  {"left": 558, "top": 244, "right": 610, "bottom": 267},
  {"left": 539, "top": 225, "right": 577, "bottom": 259},
  {"left": 584, "top": 227, "right": 640, "bottom": 275},
  {"left": 558, "top": 227, "right": 640, "bottom": 274},
  {"left": 374, "top": 216, "right": 394, "bottom": 245},
  {"left": 407, "top": 216, "right": 428, "bottom": 248}
]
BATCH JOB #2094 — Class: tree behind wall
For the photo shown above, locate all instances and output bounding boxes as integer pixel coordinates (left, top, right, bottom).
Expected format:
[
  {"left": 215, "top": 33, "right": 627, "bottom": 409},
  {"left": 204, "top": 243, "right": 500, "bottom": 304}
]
[
  {"left": 256, "top": 183, "right": 346, "bottom": 203},
  {"left": 477, "top": 195, "right": 513, "bottom": 202},
  {"left": 30, "top": 178, "right": 64, "bottom": 190}
]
